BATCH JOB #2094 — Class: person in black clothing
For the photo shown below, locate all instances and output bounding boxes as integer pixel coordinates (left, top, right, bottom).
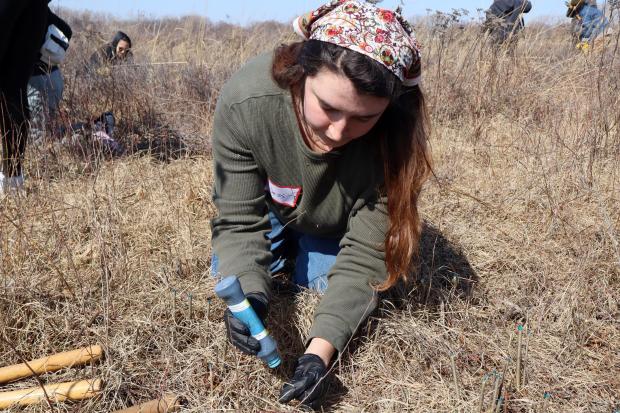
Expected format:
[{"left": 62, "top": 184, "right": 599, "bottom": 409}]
[
  {"left": 0, "top": 0, "right": 49, "bottom": 194},
  {"left": 28, "top": 8, "right": 72, "bottom": 143},
  {"left": 88, "top": 31, "right": 133, "bottom": 72},
  {"left": 484, "top": 0, "right": 533, "bottom": 44}
]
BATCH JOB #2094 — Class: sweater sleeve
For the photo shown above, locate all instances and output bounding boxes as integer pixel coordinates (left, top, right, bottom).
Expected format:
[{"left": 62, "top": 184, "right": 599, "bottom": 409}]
[
  {"left": 210, "top": 94, "right": 273, "bottom": 298},
  {"left": 307, "top": 193, "right": 388, "bottom": 352}
]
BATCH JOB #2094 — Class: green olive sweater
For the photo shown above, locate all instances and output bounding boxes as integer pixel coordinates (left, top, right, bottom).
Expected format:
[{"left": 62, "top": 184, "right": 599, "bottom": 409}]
[{"left": 211, "top": 52, "right": 389, "bottom": 352}]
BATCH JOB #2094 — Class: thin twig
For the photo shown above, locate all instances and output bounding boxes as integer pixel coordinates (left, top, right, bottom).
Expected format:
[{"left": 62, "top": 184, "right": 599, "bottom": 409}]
[
  {"left": 0, "top": 333, "right": 54, "bottom": 410},
  {"left": 516, "top": 324, "right": 524, "bottom": 391},
  {"left": 450, "top": 353, "right": 462, "bottom": 411},
  {"left": 478, "top": 373, "right": 489, "bottom": 413}
]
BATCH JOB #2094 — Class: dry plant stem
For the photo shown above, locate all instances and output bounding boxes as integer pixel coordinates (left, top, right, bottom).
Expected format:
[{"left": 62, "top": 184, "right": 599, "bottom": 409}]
[
  {"left": 0, "top": 345, "right": 103, "bottom": 385},
  {"left": 489, "top": 370, "right": 506, "bottom": 413},
  {"left": 523, "top": 321, "right": 531, "bottom": 387},
  {"left": 188, "top": 293, "right": 193, "bottom": 320},
  {"left": 170, "top": 289, "right": 177, "bottom": 345},
  {"left": 0, "top": 378, "right": 102, "bottom": 409},
  {"left": 450, "top": 353, "right": 462, "bottom": 411},
  {"left": 75, "top": 312, "right": 103, "bottom": 340},
  {"left": 516, "top": 326, "right": 523, "bottom": 391},
  {"left": 112, "top": 393, "right": 182, "bottom": 413},
  {"left": 478, "top": 375, "right": 488, "bottom": 413},
  {"left": 440, "top": 300, "right": 446, "bottom": 325},
  {"left": 494, "top": 394, "right": 503, "bottom": 413},
  {"left": 0, "top": 334, "right": 53, "bottom": 408},
  {"left": 490, "top": 375, "right": 500, "bottom": 413},
  {"left": 172, "top": 289, "right": 177, "bottom": 326}
]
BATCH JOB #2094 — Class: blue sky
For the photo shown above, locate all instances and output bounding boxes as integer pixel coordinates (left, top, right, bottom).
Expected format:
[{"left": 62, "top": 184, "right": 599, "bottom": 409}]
[{"left": 50, "top": 1, "right": 569, "bottom": 24}]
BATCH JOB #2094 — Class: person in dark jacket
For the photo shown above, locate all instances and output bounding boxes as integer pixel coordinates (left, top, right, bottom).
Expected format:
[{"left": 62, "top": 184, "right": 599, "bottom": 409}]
[
  {"left": 88, "top": 31, "right": 133, "bottom": 71},
  {"left": 27, "top": 8, "right": 72, "bottom": 143},
  {"left": 484, "top": 0, "right": 533, "bottom": 44},
  {"left": 72, "top": 31, "right": 133, "bottom": 157},
  {"left": 0, "top": 0, "right": 49, "bottom": 194}
]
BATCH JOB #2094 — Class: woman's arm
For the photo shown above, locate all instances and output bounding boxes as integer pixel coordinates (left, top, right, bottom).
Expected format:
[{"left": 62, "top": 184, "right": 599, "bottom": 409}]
[
  {"left": 211, "top": 92, "right": 273, "bottom": 297},
  {"left": 307, "top": 194, "right": 389, "bottom": 353},
  {"left": 305, "top": 337, "right": 336, "bottom": 367}
]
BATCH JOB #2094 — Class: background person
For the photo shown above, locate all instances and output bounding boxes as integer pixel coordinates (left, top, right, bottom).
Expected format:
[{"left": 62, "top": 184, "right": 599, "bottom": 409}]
[
  {"left": 0, "top": 0, "right": 49, "bottom": 194},
  {"left": 484, "top": 0, "right": 533, "bottom": 44},
  {"left": 210, "top": 0, "right": 430, "bottom": 409},
  {"left": 27, "top": 8, "right": 72, "bottom": 143},
  {"left": 88, "top": 31, "right": 133, "bottom": 73},
  {"left": 567, "top": 0, "right": 610, "bottom": 47},
  {"left": 72, "top": 31, "right": 133, "bottom": 156}
]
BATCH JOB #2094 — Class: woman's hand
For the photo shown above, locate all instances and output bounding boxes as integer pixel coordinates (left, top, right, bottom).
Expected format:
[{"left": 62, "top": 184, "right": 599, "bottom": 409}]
[
  {"left": 279, "top": 354, "right": 327, "bottom": 410},
  {"left": 223, "top": 292, "right": 269, "bottom": 355},
  {"left": 279, "top": 338, "right": 335, "bottom": 410}
]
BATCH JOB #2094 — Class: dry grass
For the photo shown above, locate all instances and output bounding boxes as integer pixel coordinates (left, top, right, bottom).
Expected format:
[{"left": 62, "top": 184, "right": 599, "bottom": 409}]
[{"left": 0, "top": 11, "right": 618, "bottom": 412}]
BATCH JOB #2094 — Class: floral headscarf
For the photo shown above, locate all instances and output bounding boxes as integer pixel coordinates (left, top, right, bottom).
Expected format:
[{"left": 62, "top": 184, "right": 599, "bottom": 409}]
[{"left": 293, "top": 0, "right": 422, "bottom": 86}]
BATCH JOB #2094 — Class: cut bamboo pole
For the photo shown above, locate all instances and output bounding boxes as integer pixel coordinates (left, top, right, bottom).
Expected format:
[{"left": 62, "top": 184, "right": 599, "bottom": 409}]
[
  {"left": 0, "top": 378, "right": 102, "bottom": 409},
  {"left": 0, "top": 345, "right": 103, "bottom": 385},
  {"left": 113, "top": 393, "right": 182, "bottom": 413}
]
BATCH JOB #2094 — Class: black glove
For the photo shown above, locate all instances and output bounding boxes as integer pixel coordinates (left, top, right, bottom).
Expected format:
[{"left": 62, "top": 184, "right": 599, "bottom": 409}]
[
  {"left": 223, "top": 292, "right": 269, "bottom": 355},
  {"left": 279, "top": 354, "right": 328, "bottom": 410}
]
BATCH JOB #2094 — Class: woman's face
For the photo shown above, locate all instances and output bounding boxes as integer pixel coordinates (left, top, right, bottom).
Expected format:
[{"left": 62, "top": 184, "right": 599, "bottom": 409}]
[
  {"left": 116, "top": 40, "right": 131, "bottom": 58},
  {"left": 302, "top": 68, "right": 389, "bottom": 153}
]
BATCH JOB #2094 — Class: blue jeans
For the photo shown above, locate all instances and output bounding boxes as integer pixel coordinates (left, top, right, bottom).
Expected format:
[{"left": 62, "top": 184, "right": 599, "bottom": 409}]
[
  {"left": 211, "top": 211, "right": 341, "bottom": 293},
  {"left": 27, "top": 69, "right": 64, "bottom": 142}
]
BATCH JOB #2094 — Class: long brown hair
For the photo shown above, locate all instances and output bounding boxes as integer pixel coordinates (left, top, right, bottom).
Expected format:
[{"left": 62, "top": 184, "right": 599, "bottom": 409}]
[{"left": 272, "top": 40, "right": 432, "bottom": 291}]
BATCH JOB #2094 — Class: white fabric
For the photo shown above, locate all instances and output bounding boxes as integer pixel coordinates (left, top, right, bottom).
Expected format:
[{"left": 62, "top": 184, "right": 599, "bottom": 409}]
[
  {"left": 40, "top": 24, "right": 69, "bottom": 66},
  {"left": 0, "top": 172, "right": 24, "bottom": 195}
]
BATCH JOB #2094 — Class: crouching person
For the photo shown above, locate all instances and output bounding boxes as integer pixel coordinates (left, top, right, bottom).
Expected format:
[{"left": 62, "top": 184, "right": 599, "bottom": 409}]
[{"left": 210, "top": 1, "right": 431, "bottom": 409}]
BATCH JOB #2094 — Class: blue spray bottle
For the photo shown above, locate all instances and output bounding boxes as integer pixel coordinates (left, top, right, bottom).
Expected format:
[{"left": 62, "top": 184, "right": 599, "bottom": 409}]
[{"left": 214, "top": 275, "right": 281, "bottom": 368}]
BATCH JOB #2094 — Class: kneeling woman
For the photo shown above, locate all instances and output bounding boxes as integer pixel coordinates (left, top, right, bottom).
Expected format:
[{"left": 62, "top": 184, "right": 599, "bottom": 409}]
[{"left": 210, "top": 0, "right": 431, "bottom": 408}]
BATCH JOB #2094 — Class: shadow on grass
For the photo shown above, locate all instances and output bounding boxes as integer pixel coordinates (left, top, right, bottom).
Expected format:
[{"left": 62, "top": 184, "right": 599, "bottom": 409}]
[
  {"left": 254, "top": 221, "right": 477, "bottom": 411},
  {"left": 127, "top": 122, "right": 191, "bottom": 162},
  {"left": 385, "top": 220, "right": 478, "bottom": 309}
]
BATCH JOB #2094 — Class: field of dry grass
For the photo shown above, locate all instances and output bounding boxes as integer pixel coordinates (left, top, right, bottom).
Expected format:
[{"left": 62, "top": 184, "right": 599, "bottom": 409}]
[{"left": 0, "top": 10, "right": 618, "bottom": 412}]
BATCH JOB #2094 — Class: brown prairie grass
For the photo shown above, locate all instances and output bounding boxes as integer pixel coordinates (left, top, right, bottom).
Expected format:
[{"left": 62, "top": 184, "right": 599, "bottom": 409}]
[{"left": 0, "top": 10, "right": 618, "bottom": 413}]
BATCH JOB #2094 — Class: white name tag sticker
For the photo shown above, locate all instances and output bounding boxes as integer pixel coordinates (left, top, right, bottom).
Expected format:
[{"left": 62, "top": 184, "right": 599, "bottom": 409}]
[{"left": 268, "top": 179, "right": 301, "bottom": 208}]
